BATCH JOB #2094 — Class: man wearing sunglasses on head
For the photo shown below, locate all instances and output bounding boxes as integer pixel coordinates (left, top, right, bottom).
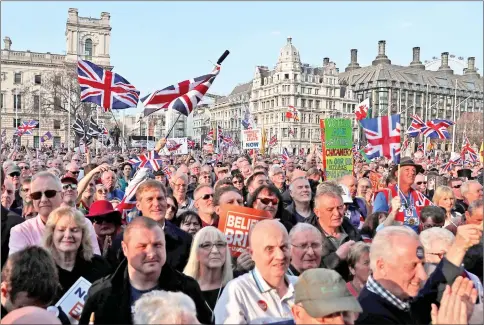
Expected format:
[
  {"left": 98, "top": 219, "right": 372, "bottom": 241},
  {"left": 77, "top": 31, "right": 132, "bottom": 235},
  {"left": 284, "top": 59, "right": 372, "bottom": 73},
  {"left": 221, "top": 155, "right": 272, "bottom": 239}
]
[{"left": 8, "top": 171, "right": 101, "bottom": 256}]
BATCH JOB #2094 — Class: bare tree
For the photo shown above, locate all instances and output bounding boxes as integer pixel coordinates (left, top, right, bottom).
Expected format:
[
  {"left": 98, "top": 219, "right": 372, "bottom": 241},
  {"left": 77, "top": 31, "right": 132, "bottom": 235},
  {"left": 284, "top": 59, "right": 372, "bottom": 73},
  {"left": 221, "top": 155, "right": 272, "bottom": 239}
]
[{"left": 455, "top": 111, "right": 483, "bottom": 146}]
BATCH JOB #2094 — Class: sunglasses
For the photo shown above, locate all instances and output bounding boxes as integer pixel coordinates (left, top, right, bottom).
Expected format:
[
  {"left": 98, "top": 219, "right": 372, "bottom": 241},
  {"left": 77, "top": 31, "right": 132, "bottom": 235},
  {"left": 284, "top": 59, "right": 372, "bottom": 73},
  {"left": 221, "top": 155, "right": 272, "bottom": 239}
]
[
  {"left": 70, "top": 171, "right": 80, "bottom": 175},
  {"left": 91, "top": 217, "right": 115, "bottom": 224},
  {"left": 218, "top": 169, "right": 229, "bottom": 173},
  {"left": 19, "top": 166, "right": 30, "bottom": 170},
  {"left": 63, "top": 183, "right": 78, "bottom": 191},
  {"left": 197, "top": 193, "right": 213, "bottom": 200},
  {"left": 452, "top": 184, "right": 462, "bottom": 189},
  {"left": 30, "top": 190, "right": 58, "bottom": 200},
  {"left": 416, "top": 181, "right": 427, "bottom": 185},
  {"left": 9, "top": 172, "right": 20, "bottom": 177},
  {"left": 257, "top": 197, "right": 279, "bottom": 206},
  {"left": 97, "top": 189, "right": 108, "bottom": 194}
]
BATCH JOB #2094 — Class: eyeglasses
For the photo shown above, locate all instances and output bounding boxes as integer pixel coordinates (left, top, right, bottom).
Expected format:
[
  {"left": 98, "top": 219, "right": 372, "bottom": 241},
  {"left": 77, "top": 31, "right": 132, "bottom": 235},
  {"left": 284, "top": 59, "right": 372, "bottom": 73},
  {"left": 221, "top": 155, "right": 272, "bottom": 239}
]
[
  {"left": 199, "top": 241, "right": 227, "bottom": 251},
  {"left": 174, "top": 183, "right": 187, "bottom": 188},
  {"left": 257, "top": 197, "right": 279, "bottom": 206},
  {"left": 20, "top": 187, "right": 30, "bottom": 193},
  {"left": 197, "top": 193, "right": 213, "bottom": 201},
  {"left": 63, "top": 184, "right": 78, "bottom": 191},
  {"left": 30, "top": 190, "right": 58, "bottom": 200},
  {"left": 9, "top": 172, "right": 20, "bottom": 178},
  {"left": 97, "top": 189, "right": 108, "bottom": 194},
  {"left": 416, "top": 181, "right": 427, "bottom": 185},
  {"left": 70, "top": 171, "right": 80, "bottom": 175},
  {"left": 19, "top": 166, "right": 30, "bottom": 170},
  {"left": 452, "top": 184, "right": 462, "bottom": 189},
  {"left": 291, "top": 242, "right": 323, "bottom": 251}
]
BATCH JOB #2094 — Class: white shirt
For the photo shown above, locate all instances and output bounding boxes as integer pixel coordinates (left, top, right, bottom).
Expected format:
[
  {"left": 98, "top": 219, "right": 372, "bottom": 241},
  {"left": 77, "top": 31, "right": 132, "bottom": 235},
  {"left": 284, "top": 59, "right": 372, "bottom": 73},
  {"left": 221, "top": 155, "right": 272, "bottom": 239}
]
[{"left": 214, "top": 267, "right": 297, "bottom": 324}]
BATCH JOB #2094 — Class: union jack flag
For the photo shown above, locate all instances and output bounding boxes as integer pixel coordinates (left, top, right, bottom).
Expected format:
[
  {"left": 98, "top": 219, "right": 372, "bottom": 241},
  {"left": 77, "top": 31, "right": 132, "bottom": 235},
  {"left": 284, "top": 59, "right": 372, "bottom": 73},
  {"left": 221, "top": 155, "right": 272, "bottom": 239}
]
[
  {"left": 162, "top": 164, "right": 172, "bottom": 179},
  {"left": 406, "top": 115, "right": 454, "bottom": 139},
  {"left": 77, "top": 59, "right": 140, "bottom": 112},
  {"left": 359, "top": 114, "right": 401, "bottom": 164},
  {"left": 166, "top": 139, "right": 182, "bottom": 152},
  {"left": 116, "top": 168, "right": 150, "bottom": 222},
  {"left": 187, "top": 139, "right": 196, "bottom": 149},
  {"left": 461, "top": 136, "right": 478, "bottom": 163},
  {"left": 417, "top": 143, "right": 424, "bottom": 153},
  {"left": 222, "top": 134, "right": 234, "bottom": 145},
  {"left": 15, "top": 120, "right": 38, "bottom": 136},
  {"left": 402, "top": 136, "right": 409, "bottom": 151},
  {"left": 269, "top": 135, "right": 278, "bottom": 147},
  {"left": 204, "top": 129, "right": 214, "bottom": 143},
  {"left": 142, "top": 65, "right": 220, "bottom": 117},
  {"left": 441, "top": 156, "right": 461, "bottom": 173},
  {"left": 282, "top": 148, "right": 290, "bottom": 164},
  {"left": 406, "top": 115, "right": 426, "bottom": 138},
  {"left": 217, "top": 125, "right": 224, "bottom": 142},
  {"left": 128, "top": 151, "right": 162, "bottom": 171}
]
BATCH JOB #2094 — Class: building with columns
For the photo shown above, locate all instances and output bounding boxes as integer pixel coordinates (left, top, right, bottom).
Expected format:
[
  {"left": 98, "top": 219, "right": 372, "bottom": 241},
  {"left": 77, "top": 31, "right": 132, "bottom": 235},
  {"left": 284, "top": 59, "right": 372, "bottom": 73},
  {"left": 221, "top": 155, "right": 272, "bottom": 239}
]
[
  {"left": 1, "top": 8, "right": 112, "bottom": 148},
  {"left": 207, "top": 37, "right": 358, "bottom": 154},
  {"left": 338, "top": 40, "right": 483, "bottom": 151}
]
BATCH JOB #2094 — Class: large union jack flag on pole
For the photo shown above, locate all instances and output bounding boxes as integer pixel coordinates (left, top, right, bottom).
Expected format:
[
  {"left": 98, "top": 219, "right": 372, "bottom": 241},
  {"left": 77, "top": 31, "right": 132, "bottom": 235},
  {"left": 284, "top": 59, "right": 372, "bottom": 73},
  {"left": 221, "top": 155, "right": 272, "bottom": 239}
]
[
  {"left": 360, "top": 114, "right": 401, "bottom": 164},
  {"left": 77, "top": 59, "right": 140, "bottom": 112},
  {"left": 406, "top": 114, "right": 453, "bottom": 139},
  {"left": 142, "top": 65, "right": 221, "bottom": 117},
  {"left": 15, "top": 120, "right": 38, "bottom": 136}
]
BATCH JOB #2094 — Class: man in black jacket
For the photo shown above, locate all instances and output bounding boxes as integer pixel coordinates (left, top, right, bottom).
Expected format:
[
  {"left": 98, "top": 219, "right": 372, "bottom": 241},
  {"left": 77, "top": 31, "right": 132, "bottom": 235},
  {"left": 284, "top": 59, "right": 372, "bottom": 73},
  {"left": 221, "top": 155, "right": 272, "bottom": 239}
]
[
  {"left": 108, "top": 179, "right": 192, "bottom": 271},
  {"left": 356, "top": 224, "right": 482, "bottom": 325},
  {"left": 1, "top": 170, "right": 24, "bottom": 268},
  {"left": 306, "top": 190, "right": 361, "bottom": 281},
  {"left": 80, "top": 217, "right": 210, "bottom": 325}
]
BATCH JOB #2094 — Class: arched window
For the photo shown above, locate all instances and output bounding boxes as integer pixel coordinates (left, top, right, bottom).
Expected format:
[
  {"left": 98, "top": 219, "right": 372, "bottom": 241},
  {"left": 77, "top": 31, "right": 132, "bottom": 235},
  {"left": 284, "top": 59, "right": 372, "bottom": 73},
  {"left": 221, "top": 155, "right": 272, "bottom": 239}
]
[{"left": 85, "top": 38, "right": 93, "bottom": 60}]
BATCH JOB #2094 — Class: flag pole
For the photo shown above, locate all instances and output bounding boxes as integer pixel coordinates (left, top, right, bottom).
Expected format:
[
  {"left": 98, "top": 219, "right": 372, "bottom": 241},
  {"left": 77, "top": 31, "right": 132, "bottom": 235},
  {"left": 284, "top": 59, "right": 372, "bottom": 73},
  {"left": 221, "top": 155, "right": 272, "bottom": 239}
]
[
  {"left": 67, "top": 84, "right": 71, "bottom": 150},
  {"left": 96, "top": 105, "right": 99, "bottom": 155},
  {"left": 38, "top": 87, "right": 41, "bottom": 149},
  {"left": 451, "top": 79, "right": 458, "bottom": 153}
]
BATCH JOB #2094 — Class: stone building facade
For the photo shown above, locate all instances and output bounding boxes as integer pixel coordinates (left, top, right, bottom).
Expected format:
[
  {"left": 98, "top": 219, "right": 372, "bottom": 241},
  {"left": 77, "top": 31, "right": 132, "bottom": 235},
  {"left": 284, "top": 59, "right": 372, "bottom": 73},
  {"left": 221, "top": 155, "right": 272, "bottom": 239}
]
[
  {"left": 338, "top": 40, "right": 483, "bottom": 151},
  {"left": 207, "top": 37, "right": 358, "bottom": 154},
  {"left": 1, "top": 8, "right": 112, "bottom": 148}
]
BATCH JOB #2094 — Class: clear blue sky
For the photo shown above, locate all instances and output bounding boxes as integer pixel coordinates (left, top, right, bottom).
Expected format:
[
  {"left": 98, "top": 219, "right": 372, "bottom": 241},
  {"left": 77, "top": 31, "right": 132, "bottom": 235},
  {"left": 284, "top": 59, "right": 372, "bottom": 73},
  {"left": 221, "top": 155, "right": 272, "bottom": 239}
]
[{"left": 2, "top": 1, "right": 483, "bottom": 102}]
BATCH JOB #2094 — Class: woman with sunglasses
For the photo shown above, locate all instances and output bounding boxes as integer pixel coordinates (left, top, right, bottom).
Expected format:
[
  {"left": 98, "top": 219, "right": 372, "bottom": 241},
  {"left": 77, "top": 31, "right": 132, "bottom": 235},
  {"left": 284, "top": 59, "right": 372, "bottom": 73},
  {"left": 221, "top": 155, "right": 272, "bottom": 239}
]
[
  {"left": 85, "top": 200, "right": 123, "bottom": 262},
  {"left": 231, "top": 173, "right": 245, "bottom": 193},
  {"left": 174, "top": 211, "right": 203, "bottom": 236},
  {"left": 165, "top": 195, "right": 179, "bottom": 221},
  {"left": 42, "top": 207, "right": 111, "bottom": 297},
  {"left": 94, "top": 184, "right": 108, "bottom": 201},
  {"left": 183, "top": 226, "right": 233, "bottom": 324}
]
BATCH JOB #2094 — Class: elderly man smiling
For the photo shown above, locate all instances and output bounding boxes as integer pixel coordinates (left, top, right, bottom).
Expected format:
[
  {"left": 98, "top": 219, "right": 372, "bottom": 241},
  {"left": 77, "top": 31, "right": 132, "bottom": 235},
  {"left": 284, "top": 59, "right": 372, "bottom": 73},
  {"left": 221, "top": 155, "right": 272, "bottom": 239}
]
[{"left": 214, "top": 219, "right": 296, "bottom": 324}]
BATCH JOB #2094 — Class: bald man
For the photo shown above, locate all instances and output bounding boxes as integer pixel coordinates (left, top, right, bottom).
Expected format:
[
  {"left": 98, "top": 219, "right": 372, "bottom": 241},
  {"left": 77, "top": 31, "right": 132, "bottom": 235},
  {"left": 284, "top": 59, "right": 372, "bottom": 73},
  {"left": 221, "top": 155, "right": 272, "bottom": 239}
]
[
  {"left": 214, "top": 220, "right": 297, "bottom": 324},
  {"left": 1, "top": 306, "right": 61, "bottom": 325}
]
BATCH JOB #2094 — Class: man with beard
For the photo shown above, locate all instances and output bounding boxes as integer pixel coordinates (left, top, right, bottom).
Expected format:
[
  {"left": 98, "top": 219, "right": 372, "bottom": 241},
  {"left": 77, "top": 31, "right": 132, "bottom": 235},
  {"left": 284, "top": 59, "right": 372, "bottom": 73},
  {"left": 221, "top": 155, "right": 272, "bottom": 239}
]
[
  {"left": 286, "top": 177, "right": 314, "bottom": 223},
  {"left": 214, "top": 220, "right": 297, "bottom": 324},
  {"left": 79, "top": 217, "right": 210, "bottom": 324}
]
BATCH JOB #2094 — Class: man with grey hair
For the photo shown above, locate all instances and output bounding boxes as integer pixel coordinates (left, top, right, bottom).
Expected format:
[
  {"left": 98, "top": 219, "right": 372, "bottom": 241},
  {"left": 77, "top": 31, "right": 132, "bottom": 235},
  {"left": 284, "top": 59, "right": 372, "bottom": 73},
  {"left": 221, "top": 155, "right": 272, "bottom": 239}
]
[
  {"left": 356, "top": 224, "right": 482, "bottom": 324},
  {"left": 461, "top": 180, "right": 483, "bottom": 209},
  {"left": 9, "top": 171, "right": 100, "bottom": 255},
  {"left": 133, "top": 290, "right": 200, "bottom": 324},
  {"left": 288, "top": 223, "right": 323, "bottom": 276},
  {"left": 286, "top": 177, "right": 314, "bottom": 223},
  {"left": 306, "top": 189, "right": 360, "bottom": 281},
  {"left": 269, "top": 166, "right": 286, "bottom": 194},
  {"left": 101, "top": 170, "right": 124, "bottom": 200}
]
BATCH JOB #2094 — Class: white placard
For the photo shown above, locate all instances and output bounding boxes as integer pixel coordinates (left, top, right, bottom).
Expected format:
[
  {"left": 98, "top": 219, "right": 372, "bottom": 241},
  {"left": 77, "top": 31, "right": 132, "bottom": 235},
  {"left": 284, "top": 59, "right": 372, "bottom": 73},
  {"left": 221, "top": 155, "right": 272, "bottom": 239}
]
[
  {"left": 55, "top": 277, "right": 92, "bottom": 324},
  {"left": 242, "top": 129, "right": 261, "bottom": 150},
  {"left": 161, "top": 137, "right": 188, "bottom": 155}
]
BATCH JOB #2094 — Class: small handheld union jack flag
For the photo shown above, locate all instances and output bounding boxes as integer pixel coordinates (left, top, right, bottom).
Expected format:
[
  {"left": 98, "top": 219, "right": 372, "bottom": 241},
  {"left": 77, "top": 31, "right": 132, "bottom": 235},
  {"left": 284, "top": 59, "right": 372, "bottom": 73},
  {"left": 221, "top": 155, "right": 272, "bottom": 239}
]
[
  {"left": 128, "top": 151, "right": 163, "bottom": 171},
  {"left": 187, "top": 139, "right": 196, "bottom": 149},
  {"left": 281, "top": 148, "right": 290, "bottom": 164},
  {"left": 461, "top": 136, "right": 478, "bottom": 163},
  {"left": 77, "top": 59, "right": 140, "bottom": 112},
  {"left": 15, "top": 120, "right": 38, "bottom": 136}
]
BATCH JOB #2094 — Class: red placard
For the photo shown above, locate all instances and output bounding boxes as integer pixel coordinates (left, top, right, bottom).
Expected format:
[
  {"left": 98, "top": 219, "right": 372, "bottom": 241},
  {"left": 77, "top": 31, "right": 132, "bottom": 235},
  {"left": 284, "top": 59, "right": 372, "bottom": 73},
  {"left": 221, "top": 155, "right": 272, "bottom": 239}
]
[{"left": 218, "top": 204, "right": 271, "bottom": 257}]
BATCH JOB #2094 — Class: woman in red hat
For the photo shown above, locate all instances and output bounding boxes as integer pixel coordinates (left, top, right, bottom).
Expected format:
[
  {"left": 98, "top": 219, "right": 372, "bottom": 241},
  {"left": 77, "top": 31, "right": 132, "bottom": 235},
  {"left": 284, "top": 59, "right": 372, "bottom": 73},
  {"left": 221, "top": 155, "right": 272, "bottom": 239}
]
[{"left": 85, "top": 200, "right": 123, "bottom": 258}]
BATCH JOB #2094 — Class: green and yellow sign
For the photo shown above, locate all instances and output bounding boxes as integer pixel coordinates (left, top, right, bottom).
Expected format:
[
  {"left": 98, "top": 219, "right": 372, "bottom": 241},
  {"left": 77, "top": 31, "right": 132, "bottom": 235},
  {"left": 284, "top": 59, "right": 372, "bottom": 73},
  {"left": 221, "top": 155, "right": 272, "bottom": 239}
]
[{"left": 320, "top": 118, "right": 353, "bottom": 180}]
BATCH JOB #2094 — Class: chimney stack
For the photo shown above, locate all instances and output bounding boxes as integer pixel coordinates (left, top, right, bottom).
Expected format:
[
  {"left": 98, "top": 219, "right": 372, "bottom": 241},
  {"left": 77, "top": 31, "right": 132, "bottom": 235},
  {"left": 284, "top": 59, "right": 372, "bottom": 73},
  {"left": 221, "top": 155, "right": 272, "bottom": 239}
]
[
  {"left": 409, "top": 47, "right": 425, "bottom": 70},
  {"left": 345, "top": 49, "right": 361, "bottom": 72},
  {"left": 438, "top": 52, "right": 453, "bottom": 74},
  {"left": 372, "top": 40, "right": 391, "bottom": 66},
  {"left": 323, "top": 57, "right": 329, "bottom": 66},
  {"left": 464, "top": 57, "right": 478, "bottom": 75},
  {"left": 3, "top": 36, "right": 11, "bottom": 50}
]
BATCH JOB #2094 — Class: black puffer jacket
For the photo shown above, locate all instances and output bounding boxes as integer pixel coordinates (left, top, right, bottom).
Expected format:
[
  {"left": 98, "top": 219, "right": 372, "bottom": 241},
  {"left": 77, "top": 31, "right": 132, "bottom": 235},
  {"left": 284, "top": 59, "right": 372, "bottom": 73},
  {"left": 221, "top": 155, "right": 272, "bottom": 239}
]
[{"left": 79, "top": 259, "right": 211, "bottom": 325}]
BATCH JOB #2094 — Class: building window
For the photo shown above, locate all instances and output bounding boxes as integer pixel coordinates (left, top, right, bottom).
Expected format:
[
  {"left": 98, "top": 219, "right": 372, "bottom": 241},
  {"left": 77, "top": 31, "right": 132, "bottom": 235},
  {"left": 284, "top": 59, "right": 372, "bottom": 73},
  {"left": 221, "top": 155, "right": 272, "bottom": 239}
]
[
  {"left": 308, "top": 100, "right": 313, "bottom": 109},
  {"left": 53, "top": 119, "right": 61, "bottom": 129},
  {"left": 294, "top": 74, "right": 298, "bottom": 81},
  {"left": 54, "top": 97, "right": 62, "bottom": 110},
  {"left": 284, "top": 74, "right": 289, "bottom": 80},
  {"left": 53, "top": 137, "right": 61, "bottom": 148},
  {"left": 315, "top": 100, "right": 320, "bottom": 109},
  {"left": 85, "top": 38, "right": 93, "bottom": 60},
  {"left": 13, "top": 94, "right": 21, "bottom": 109},
  {"left": 54, "top": 74, "right": 62, "bottom": 85},
  {"left": 301, "top": 129, "right": 305, "bottom": 139},
  {"left": 34, "top": 74, "right": 42, "bottom": 85},
  {"left": 14, "top": 72, "right": 21, "bottom": 84},
  {"left": 301, "top": 99, "right": 306, "bottom": 108},
  {"left": 0, "top": 93, "right": 4, "bottom": 109},
  {"left": 13, "top": 118, "right": 21, "bottom": 128},
  {"left": 315, "top": 89, "right": 319, "bottom": 95},
  {"left": 34, "top": 136, "right": 40, "bottom": 148},
  {"left": 33, "top": 95, "right": 40, "bottom": 111}
]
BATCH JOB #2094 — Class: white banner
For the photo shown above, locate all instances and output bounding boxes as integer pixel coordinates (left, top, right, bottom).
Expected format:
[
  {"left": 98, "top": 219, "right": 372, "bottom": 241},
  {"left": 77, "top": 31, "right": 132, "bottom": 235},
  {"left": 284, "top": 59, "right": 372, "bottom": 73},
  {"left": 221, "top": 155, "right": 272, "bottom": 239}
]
[
  {"left": 55, "top": 277, "right": 92, "bottom": 324},
  {"left": 242, "top": 129, "right": 261, "bottom": 150},
  {"left": 131, "top": 139, "right": 155, "bottom": 150},
  {"left": 161, "top": 137, "right": 188, "bottom": 155}
]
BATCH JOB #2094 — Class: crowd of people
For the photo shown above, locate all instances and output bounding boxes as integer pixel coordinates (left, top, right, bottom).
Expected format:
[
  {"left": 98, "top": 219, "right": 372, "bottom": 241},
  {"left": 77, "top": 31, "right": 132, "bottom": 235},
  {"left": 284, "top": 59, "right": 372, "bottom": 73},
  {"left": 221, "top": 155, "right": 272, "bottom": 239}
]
[{"left": 0, "top": 139, "right": 483, "bottom": 325}]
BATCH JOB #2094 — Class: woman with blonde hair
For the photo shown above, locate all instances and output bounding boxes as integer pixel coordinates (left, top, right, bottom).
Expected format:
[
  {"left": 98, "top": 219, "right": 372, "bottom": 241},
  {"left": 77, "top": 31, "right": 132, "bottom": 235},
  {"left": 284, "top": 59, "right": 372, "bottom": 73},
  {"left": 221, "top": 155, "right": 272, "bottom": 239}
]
[
  {"left": 183, "top": 226, "right": 233, "bottom": 323},
  {"left": 43, "top": 207, "right": 111, "bottom": 297},
  {"left": 432, "top": 185, "right": 462, "bottom": 229}
]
